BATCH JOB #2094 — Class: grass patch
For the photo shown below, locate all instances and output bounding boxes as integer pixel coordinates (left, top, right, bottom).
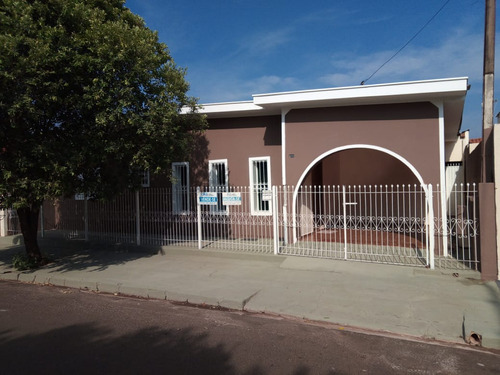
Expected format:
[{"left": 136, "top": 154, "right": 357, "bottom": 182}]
[{"left": 12, "top": 253, "right": 53, "bottom": 271}]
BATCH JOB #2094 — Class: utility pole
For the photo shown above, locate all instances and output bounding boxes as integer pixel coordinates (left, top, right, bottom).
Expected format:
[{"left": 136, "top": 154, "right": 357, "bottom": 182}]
[
  {"left": 482, "top": 0, "right": 496, "bottom": 183},
  {"left": 479, "top": 0, "right": 498, "bottom": 282}
]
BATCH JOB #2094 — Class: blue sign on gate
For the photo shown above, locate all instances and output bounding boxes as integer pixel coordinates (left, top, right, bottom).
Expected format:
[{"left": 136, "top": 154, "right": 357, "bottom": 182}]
[{"left": 198, "top": 192, "right": 218, "bottom": 205}]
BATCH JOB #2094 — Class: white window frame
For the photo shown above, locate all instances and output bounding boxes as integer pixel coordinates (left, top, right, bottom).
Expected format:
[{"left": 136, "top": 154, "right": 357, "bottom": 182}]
[
  {"left": 141, "top": 169, "right": 150, "bottom": 188},
  {"left": 249, "top": 156, "right": 272, "bottom": 216},
  {"left": 209, "top": 159, "right": 229, "bottom": 214},
  {"left": 172, "top": 162, "right": 190, "bottom": 213}
]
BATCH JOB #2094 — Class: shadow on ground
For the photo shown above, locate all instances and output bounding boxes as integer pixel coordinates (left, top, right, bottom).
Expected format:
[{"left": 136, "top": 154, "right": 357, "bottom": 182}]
[
  {"left": 0, "top": 235, "right": 164, "bottom": 273},
  {"left": 0, "top": 322, "right": 316, "bottom": 375}
]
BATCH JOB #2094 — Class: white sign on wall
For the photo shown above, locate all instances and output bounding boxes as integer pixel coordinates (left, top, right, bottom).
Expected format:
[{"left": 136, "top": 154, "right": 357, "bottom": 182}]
[{"left": 261, "top": 190, "right": 273, "bottom": 201}]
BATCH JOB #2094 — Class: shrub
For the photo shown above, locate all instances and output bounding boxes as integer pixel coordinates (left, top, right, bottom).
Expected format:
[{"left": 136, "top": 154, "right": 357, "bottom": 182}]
[{"left": 12, "top": 253, "right": 40, "bottom": 271}]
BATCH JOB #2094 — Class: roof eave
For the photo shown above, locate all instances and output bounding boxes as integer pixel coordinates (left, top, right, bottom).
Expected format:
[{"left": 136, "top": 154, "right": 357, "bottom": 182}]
[{"left": 186, "top": 77, "right": 468, "bottom": 119}]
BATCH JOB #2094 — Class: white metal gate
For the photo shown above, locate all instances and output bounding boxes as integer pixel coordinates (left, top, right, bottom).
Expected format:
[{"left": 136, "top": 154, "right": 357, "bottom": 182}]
[
  {"left": 278, "top": 184, "right": 478, "bottom": 270},
  {"left": 279, "top": 185, "right": 433, "bottom": 267}
]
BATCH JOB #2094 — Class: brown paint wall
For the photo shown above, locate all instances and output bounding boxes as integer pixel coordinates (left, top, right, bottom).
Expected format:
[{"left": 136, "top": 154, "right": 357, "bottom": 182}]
[
  {"left": 285, "top": 102, "right": 440, "bottom": 187},
  {"left": 201, "top": 116, "right": 282, "bottom": 187},
  {"left": 320, "top": 149, "right": 420, "bottom": 186}
]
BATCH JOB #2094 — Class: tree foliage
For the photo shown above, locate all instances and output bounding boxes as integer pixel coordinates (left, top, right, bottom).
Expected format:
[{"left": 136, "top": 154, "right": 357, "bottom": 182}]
[{"left": 0, "top": 0, "right": 206, "bottom": 259}]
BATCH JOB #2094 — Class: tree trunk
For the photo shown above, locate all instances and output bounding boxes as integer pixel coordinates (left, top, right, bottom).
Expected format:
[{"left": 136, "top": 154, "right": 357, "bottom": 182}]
[{"left": 17, "top": 204, "right": 42, "bottom": 261}]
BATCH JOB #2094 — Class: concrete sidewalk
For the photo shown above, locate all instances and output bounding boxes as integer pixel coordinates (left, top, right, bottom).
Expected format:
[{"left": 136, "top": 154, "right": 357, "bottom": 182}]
[{"left": 1, "top": 235, "right": 499, "bottom": 349}]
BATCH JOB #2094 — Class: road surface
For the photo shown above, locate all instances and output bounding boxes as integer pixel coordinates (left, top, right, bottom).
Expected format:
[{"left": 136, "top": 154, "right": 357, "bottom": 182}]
[{"left": 0, "top": 280, "right": 498, "bottom": 374}]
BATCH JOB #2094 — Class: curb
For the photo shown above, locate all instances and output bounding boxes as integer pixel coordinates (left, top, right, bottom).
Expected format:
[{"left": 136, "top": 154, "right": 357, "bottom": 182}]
[{"left": 0, "top": 269, "right": 245, "bottom": 312}]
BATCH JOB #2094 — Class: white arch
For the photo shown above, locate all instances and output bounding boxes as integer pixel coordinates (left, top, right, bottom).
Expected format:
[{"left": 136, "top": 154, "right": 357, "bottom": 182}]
[
  {"left": 295, "top": 144, "right": 426, "bottom": 190},
  {"left": 290, "top": 145, "right": 432, "bottom": 259}
]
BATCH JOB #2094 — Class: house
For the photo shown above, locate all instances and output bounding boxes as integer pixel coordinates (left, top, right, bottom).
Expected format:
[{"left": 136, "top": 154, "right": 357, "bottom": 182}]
[
  {"left": 15, "top": 76, "right": 490, "bottom": 277},
  {"left": 184, "top": 77, "right": 468, "bottom": 193},
  {"left": 180, "top": 77, "right": 469, "bottom": 238},
  {"left": 170, "top": 77, "right": 478, "bottom": 269}
]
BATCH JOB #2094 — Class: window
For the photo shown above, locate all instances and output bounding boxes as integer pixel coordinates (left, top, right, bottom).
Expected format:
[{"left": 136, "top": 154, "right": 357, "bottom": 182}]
[
  {"left": 172, "top": 162, "right": 190, "bottom": 213},
  {"left": 209, "top": 159, "right": 228, "bottom": 214},
  {"left": 249, "top": 157, "right": 272, "bottom": 215},
  {"left": 141, "top": 169, "right": 150, "bottom": 188}
]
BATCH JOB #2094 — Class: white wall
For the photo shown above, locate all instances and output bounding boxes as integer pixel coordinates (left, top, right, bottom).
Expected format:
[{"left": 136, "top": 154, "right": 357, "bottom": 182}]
[{"left": 445, "top": 131, "right": 469, "bottom": 162}]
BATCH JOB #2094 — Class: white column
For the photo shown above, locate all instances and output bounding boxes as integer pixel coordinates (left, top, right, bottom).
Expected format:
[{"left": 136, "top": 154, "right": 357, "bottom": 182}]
[
  {"left": 84, "top": 197, "right": 89, "bottom": 242},
  {"left": 197, "top": 187, "right": 202, "bottom": 249},
  {"left": 432, "top": 101, "right": 448, "bottom": 257},
  {"left": 135, "top": 191, "right": 140, "bottom": 246},
  {"left": 281, "top": 109, "right": 290, "bottom": 246},
  {"left": 437, "top": 102, "right": 448, "bottom": 257},
  {"left": 281, "top": 108, "right": 290, "bottom": 186},
  {"left": 272, "top": 186, "right": 279, "bottom": 255},
  {"left": 426, "top": 184, "right": 435, "bottom": 270},
  {"left": 40, "top": 204, "right": 44, "bottom": 238},
  {"left": 0, "top": 210, "right": 7, "bottom": 237},
  {"left": 343, "top": 185, "right": 348, "bottom": 260}
]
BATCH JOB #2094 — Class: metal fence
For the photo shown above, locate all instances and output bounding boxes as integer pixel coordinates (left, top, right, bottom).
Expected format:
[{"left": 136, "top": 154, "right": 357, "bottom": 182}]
[
  {"left": 434, "top": 183, "right": 479, "bottom": 269},
  {"left": 25, "top": 184, "right": 479, "bottom": 270},
  {"left": 1, "top": 209, "right": 22, "bottom": 236}
]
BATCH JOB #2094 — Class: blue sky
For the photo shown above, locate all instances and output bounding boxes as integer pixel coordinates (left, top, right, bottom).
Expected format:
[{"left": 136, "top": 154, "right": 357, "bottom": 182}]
[{"left": 125, "top": 0, "right": 498, "bottom": 138}]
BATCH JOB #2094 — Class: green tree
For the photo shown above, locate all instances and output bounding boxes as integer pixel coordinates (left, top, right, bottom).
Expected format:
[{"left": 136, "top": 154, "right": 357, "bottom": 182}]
[{"left": 0, "top": 0, "right": 206, "bottom": 262}]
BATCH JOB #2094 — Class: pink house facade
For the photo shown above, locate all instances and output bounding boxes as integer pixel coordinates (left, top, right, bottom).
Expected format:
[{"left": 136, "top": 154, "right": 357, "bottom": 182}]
[
  {"left": 172, "top": 77, "right": 481, "bottom": 273},
  {"left": 186, "top": 77, "right": 468, "bottom": 198}
]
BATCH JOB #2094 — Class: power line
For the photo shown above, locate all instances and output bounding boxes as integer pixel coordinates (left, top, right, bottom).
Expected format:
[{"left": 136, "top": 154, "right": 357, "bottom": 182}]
[{"left": 360, "top": 0, "right": 452, "bottom": 85}]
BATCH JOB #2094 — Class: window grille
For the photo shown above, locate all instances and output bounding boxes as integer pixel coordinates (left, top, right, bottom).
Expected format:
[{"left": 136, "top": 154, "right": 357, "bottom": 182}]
[
  {"left": 209, "top": 159, "right": 228, "bottom": 214},
  {"left": 141, "top": 170, "right": 150, "bottom": 188},
  {"left": 172, "top": 162, "right": 190, "bottom": 213},
  {"left": 249, "top": 157, "right": 271, "bottom": 215}
]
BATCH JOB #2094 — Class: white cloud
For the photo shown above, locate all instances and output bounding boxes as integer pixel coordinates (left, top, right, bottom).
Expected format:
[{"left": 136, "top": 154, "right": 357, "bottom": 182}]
[
  {"left": 245, "top": 75, "right": 298, "bottom": 94},
  {"left": 187, "top": 73, "right": 298, "bottom": 103},
  {"left": 229, "top": 6, "right": 347, "bottom": 59},
  {"left": 320, "top": 30, "right": 484, "bottom": 87},
  {"left": 225, "top": 27, "right": 294, "bottom": 61},
  {"left": 250, "top": 29, "right": 293, "bottom": 53}
]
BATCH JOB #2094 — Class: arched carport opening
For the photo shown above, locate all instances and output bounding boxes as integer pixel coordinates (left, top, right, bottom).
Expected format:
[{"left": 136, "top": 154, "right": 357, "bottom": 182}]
[
  {"left": 298, "top": 145, "right": 424, "bottom": 188},
  {"left": 305, "top": 148, "right": 421, "bottom": 186},
  {"left": 287, "top": 145, "right": 431, "bottom": 266}
]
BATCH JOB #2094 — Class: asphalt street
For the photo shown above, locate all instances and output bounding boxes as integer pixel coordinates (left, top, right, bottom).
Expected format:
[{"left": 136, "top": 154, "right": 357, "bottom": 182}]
[{"left": 1, "top": 281, "right": 499, "bottom": 375}]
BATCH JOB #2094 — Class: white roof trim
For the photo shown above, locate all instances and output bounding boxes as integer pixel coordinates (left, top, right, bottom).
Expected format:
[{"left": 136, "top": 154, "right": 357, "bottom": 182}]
[
  {"left": 253, "top": 77, "right": 468, "bottom": 106},
  {"left": 186, "top": 77, "right": 468, "bottom": 117},
  {"left": 199, "top": 101, "right": 262, "bottom": 114},
  {"left": 180, "top": 100, "right": 263, "bottom": 115}
]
